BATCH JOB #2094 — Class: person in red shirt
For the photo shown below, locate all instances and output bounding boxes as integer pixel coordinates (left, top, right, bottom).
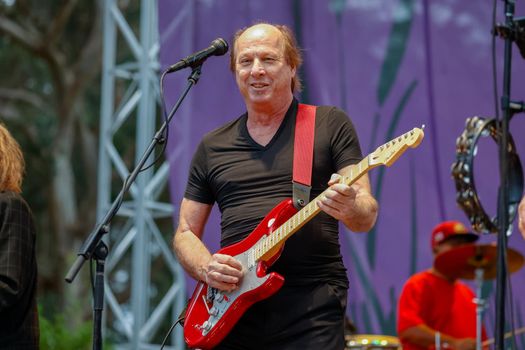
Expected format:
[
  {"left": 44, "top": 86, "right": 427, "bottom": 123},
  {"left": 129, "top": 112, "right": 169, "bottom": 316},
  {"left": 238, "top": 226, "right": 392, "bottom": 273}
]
[{"left": 397, "top": 221, "right": 486, "bottom": 350}]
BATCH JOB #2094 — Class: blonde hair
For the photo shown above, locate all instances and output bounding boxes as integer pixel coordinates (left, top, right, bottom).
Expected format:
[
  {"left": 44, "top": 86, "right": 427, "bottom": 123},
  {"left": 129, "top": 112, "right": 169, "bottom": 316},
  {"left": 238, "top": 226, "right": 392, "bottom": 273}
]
[
  {"left": 230, "top": 22, "right": 303, "bottom": 93},
  {"left": 0, "top": 123, "right": 25, "bottom": 193}
]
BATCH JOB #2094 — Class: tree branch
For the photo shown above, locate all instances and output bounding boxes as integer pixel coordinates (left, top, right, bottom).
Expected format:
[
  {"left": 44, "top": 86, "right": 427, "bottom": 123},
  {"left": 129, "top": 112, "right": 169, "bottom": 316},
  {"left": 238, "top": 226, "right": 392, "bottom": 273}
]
[
  {"left": 0, "top": 107, "right": 41, "bottom": 148},
  {"left": 0, "top": 87, "right": 48, "bottom": 110},
  {"left": 45, "top": 0, "right": 79, "bottom": 45},
  {"left": 0, "top": 14, "right": 40, "bottom": 50},
  {"left": 0, "top": 104, "right": 19, "bottom": 120},
  {"left": 0, "top": 14, "right": 68, "bottom": 112},
  {"left": 65, "top": 1, "right": 103, "bottom": 115}
]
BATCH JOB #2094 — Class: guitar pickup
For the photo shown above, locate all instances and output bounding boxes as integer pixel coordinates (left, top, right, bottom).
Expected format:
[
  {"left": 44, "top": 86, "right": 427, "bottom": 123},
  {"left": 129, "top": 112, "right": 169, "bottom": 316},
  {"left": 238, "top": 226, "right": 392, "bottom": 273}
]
[
  {"left": 206, "top": 286, "right": 218, "bottom": 302},
  {"left": 215, "top": 292, "right": 225, "bottom": 302},
  {"left": 209, "top": 306, "right": 219, "bottom": 316}
]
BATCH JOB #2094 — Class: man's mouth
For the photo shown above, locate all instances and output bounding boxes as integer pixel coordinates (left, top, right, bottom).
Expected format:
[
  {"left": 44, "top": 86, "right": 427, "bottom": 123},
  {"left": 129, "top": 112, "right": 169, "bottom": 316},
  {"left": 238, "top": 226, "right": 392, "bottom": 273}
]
[{"left": 250, "top": 82, "right": 269, "bottom": 89}]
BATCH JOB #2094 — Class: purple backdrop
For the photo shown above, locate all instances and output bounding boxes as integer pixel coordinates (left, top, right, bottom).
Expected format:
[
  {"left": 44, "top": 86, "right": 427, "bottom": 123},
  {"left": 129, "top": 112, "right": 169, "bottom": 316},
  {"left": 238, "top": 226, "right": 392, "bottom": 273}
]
[{"left": 159, "top": 0, "right": 525, "bottom": 342}]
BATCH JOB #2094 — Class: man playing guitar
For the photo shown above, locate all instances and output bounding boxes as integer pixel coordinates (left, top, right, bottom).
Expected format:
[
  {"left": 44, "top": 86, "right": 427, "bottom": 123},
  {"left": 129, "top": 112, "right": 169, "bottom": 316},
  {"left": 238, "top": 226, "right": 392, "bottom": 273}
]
[{"left": 172, "top": 22, "right": 378, "bottom": 349}]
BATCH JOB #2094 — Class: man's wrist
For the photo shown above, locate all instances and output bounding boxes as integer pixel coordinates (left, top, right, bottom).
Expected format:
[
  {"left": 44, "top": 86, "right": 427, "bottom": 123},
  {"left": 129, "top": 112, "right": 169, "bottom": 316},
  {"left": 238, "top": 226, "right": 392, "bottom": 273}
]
[{"left": 198, "top": 265, "right": 209, "bottom": 283}]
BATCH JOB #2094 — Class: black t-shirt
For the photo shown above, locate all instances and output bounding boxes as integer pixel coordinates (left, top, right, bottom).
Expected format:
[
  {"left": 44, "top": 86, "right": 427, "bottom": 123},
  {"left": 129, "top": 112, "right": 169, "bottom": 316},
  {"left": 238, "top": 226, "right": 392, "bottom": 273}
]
[{"left": 185, "top": 98, "right": 362, "bottom": 287}]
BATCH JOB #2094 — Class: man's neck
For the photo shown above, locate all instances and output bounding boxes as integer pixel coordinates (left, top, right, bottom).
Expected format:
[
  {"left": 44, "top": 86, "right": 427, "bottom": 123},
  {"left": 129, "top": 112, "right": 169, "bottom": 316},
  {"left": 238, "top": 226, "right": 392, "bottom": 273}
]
[
  {"left": 429, "top": 267, "right": 456, "bottom": 284},
  {"left": 244, "top": 96, "right": 293, "bottom": 146},
  {"left": 246, "top": 94, "right": 293, "bottom": 121}
]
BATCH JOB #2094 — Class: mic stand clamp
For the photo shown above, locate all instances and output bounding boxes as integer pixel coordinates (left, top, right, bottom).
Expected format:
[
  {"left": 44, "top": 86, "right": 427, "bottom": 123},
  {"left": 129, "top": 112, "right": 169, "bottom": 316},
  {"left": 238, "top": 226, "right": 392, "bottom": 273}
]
[
  {"left": 493, "top": 16, "right": 525, "bottom": 60},
  {"left": 64, "top": 65, "right": 203, "bottom": 350},
  {"left": 507, "top": 99, "right": 524, "bottom": 117},
  {"left": 93, "top": 240, "right": 108, "bottom": 350}
]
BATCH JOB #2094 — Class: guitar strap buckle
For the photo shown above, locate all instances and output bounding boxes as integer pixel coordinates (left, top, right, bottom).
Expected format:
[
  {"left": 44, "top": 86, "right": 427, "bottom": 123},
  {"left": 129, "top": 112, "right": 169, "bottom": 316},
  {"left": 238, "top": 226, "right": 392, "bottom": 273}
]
[{"left": 293, "top": 181, "right": 311, "bottom": 209}]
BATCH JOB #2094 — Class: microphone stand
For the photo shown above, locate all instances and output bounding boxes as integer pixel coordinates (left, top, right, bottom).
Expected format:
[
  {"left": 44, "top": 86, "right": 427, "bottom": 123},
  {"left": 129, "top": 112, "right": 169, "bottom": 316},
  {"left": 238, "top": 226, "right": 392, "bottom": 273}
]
[{"left": 65, "top": 65, "right": 203, "bottom": 350}]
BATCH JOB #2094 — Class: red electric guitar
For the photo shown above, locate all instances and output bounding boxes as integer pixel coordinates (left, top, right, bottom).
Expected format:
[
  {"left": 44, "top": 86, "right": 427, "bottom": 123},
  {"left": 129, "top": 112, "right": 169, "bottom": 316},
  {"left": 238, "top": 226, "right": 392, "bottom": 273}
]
[{"left": 183, "top": 127, "right": 425, "bottom": 349}]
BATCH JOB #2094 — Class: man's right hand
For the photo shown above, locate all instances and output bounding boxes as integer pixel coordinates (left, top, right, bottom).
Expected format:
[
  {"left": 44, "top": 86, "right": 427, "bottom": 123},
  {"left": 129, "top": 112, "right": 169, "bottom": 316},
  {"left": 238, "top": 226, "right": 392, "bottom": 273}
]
[
  {"left": 450, "top": 338, "right": 477, "bottom": 350},
  {"left": 202, "top": 253, "right": 244, "bottom": 292}
]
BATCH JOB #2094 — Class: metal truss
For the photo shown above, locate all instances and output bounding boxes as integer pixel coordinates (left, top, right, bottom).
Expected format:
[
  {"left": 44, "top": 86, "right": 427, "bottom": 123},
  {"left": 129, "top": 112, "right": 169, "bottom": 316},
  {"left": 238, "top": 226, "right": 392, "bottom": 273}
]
[{"left": 97, "top": 0, "right": 185, "bottom": 348}]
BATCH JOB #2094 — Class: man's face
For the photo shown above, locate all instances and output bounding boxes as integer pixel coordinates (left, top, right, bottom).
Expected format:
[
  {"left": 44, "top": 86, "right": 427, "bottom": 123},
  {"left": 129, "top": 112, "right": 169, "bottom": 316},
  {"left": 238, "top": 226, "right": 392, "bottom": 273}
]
[{"left": 233, "top": 24, "right": 296, "bottom": 110}]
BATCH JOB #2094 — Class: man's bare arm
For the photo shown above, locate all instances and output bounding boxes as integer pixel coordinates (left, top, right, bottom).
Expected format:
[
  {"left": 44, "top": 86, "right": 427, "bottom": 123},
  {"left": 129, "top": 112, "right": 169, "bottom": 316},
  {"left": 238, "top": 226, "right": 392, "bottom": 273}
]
[
  {"left": 400, "top": 325, "right": 477, "bottom": 350},
  {"left": 173, "top": 198, "right": 243, "bottom": 292}
]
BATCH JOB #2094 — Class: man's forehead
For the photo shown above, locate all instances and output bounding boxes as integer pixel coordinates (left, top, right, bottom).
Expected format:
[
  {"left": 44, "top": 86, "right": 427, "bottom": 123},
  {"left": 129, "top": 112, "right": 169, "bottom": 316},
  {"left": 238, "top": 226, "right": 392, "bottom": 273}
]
[
  {"left": 243, "top": 24, "right": 279, "bottom": 38},
  {"left": 237, "top": 25, "right": 283, "bottom": 47}
]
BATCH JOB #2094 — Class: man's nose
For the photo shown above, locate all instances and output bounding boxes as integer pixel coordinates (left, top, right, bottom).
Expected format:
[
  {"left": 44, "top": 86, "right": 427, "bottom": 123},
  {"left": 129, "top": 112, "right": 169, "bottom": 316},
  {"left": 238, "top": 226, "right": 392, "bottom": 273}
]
[{"left": 250, "top": 58, "right": 265, "bottom": 75}]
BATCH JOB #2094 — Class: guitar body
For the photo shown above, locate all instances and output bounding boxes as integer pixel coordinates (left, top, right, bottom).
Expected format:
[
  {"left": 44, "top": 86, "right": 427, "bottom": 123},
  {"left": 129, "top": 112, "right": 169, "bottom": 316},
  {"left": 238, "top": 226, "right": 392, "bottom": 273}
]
[{"left": 183, "top": 199, "right": 297, "bottom": 349}]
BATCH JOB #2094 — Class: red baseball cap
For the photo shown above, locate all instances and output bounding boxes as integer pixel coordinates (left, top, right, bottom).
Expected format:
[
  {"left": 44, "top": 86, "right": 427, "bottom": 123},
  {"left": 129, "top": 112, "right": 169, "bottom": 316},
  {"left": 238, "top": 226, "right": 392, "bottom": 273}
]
[{"left": 431, "top": 221, "right": 479, "bottom": 249}]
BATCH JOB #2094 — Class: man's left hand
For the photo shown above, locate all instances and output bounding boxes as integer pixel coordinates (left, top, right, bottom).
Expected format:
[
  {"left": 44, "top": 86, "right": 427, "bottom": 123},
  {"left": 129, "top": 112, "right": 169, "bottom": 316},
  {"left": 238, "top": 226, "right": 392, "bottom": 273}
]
[{"left": 317, "top": 174, "right": 357, "bottom": 222}]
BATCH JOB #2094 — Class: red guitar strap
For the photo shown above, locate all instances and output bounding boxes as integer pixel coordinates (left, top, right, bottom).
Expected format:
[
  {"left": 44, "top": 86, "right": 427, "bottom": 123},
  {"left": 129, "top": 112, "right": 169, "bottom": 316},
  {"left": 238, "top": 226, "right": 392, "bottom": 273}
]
[{"left": 293, "top": 103, "right": 316, "bottom": 209}]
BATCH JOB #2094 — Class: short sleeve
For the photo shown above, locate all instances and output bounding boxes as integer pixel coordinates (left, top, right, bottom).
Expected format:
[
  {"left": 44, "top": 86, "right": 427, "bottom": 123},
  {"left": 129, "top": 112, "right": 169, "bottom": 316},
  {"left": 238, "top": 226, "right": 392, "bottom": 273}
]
[
  {"left": 184, "top": 141, "right": 215, "bottom": 204},
  {"left": 324, "top": 107, "right": 363, "bottom": 171},
  {"left": 397, "top": 277, "right": 426, "bottom": 334}
]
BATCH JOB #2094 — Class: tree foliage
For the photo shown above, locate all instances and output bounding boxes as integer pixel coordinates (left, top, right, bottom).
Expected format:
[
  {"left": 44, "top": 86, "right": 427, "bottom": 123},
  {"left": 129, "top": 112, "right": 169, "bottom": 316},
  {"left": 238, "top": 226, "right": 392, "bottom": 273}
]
[{"left": 0, "top": 0, "right": 108, "bottom": 314}]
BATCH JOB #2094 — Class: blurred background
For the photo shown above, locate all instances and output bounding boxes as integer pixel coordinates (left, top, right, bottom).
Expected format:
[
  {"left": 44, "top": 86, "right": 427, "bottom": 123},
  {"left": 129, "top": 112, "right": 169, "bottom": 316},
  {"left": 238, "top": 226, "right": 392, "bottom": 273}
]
[{"left": 1, "top": 0, "right": 525, "bottom": 349}]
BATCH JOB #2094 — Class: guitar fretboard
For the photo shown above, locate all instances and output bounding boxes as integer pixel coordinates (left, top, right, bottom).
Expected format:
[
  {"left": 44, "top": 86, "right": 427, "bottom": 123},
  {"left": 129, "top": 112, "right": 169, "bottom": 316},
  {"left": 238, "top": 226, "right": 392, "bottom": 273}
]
[{"left": 253, "top": 157, "right": 370, "bottom": 262}]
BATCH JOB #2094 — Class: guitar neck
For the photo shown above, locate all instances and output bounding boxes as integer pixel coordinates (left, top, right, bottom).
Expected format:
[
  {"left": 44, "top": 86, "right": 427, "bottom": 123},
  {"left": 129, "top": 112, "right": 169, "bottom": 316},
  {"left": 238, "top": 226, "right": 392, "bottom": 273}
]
[{"left": 254, "top": 157, "right": 371, "bottom": 261}]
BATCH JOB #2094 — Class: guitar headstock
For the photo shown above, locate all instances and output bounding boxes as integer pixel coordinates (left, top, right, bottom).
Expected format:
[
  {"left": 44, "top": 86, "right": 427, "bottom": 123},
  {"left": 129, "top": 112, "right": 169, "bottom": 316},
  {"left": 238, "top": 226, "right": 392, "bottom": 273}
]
[{"left": 369, "top": 127, "right": 425, "bottom": 167}]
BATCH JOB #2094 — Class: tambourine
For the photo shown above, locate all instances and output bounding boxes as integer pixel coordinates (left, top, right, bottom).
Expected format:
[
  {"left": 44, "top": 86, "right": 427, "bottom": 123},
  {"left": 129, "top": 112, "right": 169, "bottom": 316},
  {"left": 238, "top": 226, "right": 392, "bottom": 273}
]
[{"left": 452, "top": 116, "right": 523, "bottom": 233}]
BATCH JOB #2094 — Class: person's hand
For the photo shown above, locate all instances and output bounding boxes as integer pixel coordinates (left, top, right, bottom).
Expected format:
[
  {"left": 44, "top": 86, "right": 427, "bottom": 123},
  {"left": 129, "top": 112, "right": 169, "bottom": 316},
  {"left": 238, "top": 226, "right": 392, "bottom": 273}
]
[
  {"left": 317, "top": 174, "right": 358, "bottom": 222},
  {"left": 202, "top": 253, "right": 244, "bottom": 292},
  {"left": 518, "top": 196, "right": 525, "bottom": 239},
  {"left": 451, "top": 338, "right": 476, "bottom": 350}
]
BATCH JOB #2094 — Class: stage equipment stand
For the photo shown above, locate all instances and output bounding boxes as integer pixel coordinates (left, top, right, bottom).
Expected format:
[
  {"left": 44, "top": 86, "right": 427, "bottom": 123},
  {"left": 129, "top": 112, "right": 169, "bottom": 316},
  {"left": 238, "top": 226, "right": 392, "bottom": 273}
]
[
  {"left": 65, "top": 66, "right": 203, "bottom": 350},
  {"left": 494, "top": 1, "right": 524, "bottom": 349},
  {"left": 474, "top": 269, "right": 487, "bottom": 350}
]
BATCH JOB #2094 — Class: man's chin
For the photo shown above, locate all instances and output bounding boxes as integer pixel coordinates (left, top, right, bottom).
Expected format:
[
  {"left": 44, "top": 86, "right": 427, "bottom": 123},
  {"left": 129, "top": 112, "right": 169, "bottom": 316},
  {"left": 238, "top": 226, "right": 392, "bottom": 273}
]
[{"left": 248, "top": 93, "right": 272, "bottom": 104}]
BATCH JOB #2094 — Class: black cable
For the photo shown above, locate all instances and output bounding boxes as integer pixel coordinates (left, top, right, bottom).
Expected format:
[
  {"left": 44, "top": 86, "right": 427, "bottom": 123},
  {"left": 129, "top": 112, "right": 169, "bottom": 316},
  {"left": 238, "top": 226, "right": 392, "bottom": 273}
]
[
  {"left": 139, "top": 69, "right": 171, "bottom": 173},
  {"left": 159, "top": 317, "right": 184, "bottom": 350},
  {"left": 108, "top": 70, "right": 171, "bottom": 218}
]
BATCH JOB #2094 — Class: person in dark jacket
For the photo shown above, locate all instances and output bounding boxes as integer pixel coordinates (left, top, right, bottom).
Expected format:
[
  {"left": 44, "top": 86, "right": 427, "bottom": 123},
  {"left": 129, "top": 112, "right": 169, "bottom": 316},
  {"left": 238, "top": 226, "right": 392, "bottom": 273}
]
[{"left": 0, "top": 123, "right": 39, "bottom": 349}]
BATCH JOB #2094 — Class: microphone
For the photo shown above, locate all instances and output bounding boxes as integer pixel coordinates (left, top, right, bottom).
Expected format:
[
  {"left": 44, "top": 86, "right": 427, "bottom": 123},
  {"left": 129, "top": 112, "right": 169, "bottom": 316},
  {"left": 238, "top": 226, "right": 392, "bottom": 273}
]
[{"left": 166, "top": 38, "right": 229, "bottom": 73}]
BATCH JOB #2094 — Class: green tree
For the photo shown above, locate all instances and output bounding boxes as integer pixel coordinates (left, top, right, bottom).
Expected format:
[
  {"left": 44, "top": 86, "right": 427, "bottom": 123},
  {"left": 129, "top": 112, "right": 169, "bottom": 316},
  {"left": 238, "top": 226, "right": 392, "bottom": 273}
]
[{"left": 0, "top": 0, "right": 105, "bottom": 316}]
